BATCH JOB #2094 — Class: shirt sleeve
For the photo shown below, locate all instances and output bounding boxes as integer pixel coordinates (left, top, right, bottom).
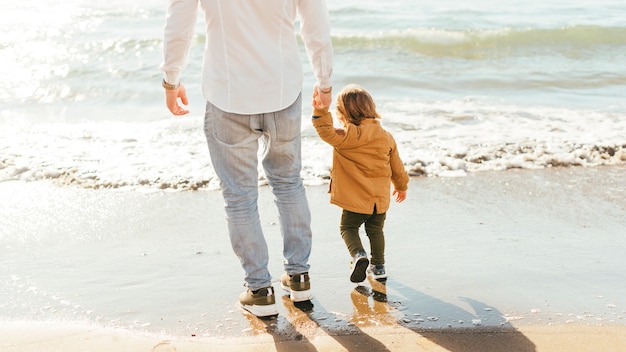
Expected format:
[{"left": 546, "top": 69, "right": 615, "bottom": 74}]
[
  {"left": 160, "top": 0, "right": 200, "bottom": 85},
  {"left": 297, "top": 0, "right": 333, "bottom": 89}
]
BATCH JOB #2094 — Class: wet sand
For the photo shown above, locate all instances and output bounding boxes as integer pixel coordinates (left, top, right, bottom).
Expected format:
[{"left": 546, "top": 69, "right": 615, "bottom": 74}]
[
  {"left": 1, "top": 166, "right": 625, "bottom": 351},
  {"left": 2, "top": 321, "right": 626, "bottom": 352}
]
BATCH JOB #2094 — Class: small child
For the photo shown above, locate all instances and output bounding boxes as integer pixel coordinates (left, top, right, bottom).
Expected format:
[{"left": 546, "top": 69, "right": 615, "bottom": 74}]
[{"left": 312, "top": 84, "right": 409, "bottom": 283}]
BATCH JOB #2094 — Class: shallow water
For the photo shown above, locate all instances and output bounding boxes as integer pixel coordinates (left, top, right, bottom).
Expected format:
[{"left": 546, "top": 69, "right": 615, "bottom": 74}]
[{"left": 1, "top": 167, "right": 624, "bottom": 338}]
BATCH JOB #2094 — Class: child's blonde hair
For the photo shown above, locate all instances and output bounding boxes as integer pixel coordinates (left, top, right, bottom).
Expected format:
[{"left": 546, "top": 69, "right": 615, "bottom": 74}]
[{"left": 335, "top": 84, "right": 380, "bottom": 126}]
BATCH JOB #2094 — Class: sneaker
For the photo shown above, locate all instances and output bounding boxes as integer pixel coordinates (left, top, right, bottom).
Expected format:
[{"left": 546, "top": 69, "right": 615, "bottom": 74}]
[
  {"left": 280, "top": 272, "right": 312, "bottom": 302},
  {"left": 350, "top": 251, "right": 369, "bottom": 283},
  {"left": 367, "top": 264, "right": 387, "bottom": 280},
  {"left": 239, "top": 286, "right": 278, "bottom": 317}
]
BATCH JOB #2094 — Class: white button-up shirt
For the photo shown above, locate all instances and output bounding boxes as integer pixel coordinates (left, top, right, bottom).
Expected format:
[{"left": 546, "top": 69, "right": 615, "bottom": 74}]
[{"left": 161, "top": 0, "right": 333, "bottom": 114}]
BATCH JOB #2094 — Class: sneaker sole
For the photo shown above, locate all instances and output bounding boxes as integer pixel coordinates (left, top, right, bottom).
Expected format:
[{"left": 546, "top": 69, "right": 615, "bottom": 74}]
[
  {"left": 350, "top": 257, "right": 369, "bottom": 283},
  {"left": 240, "top": 302, "right": 278, "bottom": 317},
  {"left": 280, "top": 283, "right": 313, "bottom": 302}
]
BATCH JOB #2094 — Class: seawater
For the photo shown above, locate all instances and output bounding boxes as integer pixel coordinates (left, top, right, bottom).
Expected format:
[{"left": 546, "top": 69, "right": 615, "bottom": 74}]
[{"left": 1, "top": 0, "right": 625, "bottom": 189}]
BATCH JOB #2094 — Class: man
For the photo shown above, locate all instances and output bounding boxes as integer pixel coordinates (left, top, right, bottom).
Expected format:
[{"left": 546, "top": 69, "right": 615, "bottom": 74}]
[{"left": 161, "top": 0, "right": 333, "bottom": 317}]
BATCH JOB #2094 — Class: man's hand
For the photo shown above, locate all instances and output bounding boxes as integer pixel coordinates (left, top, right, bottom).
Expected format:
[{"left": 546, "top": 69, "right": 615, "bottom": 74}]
[
  {"left": 312, "top": 85, "right": 332, "bottom": 109},
  {"left": 165, "top": 83, "right": 189, "bottom": 115}
]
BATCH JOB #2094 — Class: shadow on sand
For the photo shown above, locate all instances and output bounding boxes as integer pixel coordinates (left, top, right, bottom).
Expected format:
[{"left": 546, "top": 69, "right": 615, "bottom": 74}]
[
  {"left": 244, "top": 295, "right": 391, "bottom": 352},
  {"left": 243, "top": 278, "right": 536, "bottom": 352},
  {"left": 378, "top": 278, "right": 536, "bottom": 352}
]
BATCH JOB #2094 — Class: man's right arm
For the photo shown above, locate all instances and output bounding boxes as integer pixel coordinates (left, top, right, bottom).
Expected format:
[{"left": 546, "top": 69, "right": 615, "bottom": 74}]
[{"left": 161, "top": 0, "right": 199, "bottom": 115}]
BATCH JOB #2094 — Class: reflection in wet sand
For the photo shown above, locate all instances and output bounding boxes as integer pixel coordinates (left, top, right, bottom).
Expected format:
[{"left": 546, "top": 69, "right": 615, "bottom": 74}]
[{"left": 235, "top": 277, "right": 538, "bottom": 352}]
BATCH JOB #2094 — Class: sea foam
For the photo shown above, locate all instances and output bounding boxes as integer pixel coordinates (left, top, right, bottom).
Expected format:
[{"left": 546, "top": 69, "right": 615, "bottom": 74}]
[{"left": 1, "top": 99, "right": 624, "bottom": 191}]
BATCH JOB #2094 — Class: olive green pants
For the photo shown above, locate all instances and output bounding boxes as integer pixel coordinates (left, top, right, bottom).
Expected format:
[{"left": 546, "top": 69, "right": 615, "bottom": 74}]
[{"left": 340, "top": 209, "right": 387, "bottom": 265}]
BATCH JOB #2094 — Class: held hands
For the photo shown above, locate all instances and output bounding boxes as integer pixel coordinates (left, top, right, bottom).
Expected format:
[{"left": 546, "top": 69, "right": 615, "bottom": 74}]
[
  {"left": 312, "top": 85, "right": 332, "bottom": 110},
  {"left": 165, "top": 83, "right": 189, "bottom": 116},
  {"left": 393, "top": 189, "right": 407, "bottom": 203}
]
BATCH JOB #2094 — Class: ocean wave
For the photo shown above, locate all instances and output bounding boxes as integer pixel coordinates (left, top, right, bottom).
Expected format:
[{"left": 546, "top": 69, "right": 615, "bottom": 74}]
[
  {"left": 332, "top": 25, "right": 626, "bottom": 58},
  {"left": 1, "top": 108, "right": 625, "bottom": 191},
  {"left": 405, "top": 142, "right": 626, "bottom": 178},
  {"left": 1, "top": 139, "right": 624, "bottom": 191}
]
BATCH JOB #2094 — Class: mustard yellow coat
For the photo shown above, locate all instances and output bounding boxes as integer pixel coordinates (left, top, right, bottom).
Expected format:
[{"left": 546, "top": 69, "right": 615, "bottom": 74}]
[{"left": 312, "top": 109, "right": 409, "bottom": 214}]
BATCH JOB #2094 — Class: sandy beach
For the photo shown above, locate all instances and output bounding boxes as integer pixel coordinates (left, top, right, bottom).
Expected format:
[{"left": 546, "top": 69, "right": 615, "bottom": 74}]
[
  {"left": 3, "top": 0, "right": 625, "bottom": 349},
  {"left": 1, "top": 166, "right": 625, "bottom": 351}
]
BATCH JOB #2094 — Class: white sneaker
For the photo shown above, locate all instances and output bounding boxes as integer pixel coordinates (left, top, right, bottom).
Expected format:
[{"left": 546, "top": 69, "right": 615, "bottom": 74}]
[
  {"left": 367, "top": 264, "right": 387, "bottom": 280},
  {"left": 350, "top": 251, "right": 369, "bottom": 283}
]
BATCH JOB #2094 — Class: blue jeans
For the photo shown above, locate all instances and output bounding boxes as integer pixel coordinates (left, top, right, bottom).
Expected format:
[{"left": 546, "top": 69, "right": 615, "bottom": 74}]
[{"left": 203, "top": 94, "right": 312, "bottom": 290}]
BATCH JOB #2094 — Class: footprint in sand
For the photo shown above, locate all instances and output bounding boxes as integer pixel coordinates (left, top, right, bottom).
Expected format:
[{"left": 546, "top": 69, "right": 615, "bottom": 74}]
[{"left": 152, "top": 341, "right": 177, "bottom": 352}]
